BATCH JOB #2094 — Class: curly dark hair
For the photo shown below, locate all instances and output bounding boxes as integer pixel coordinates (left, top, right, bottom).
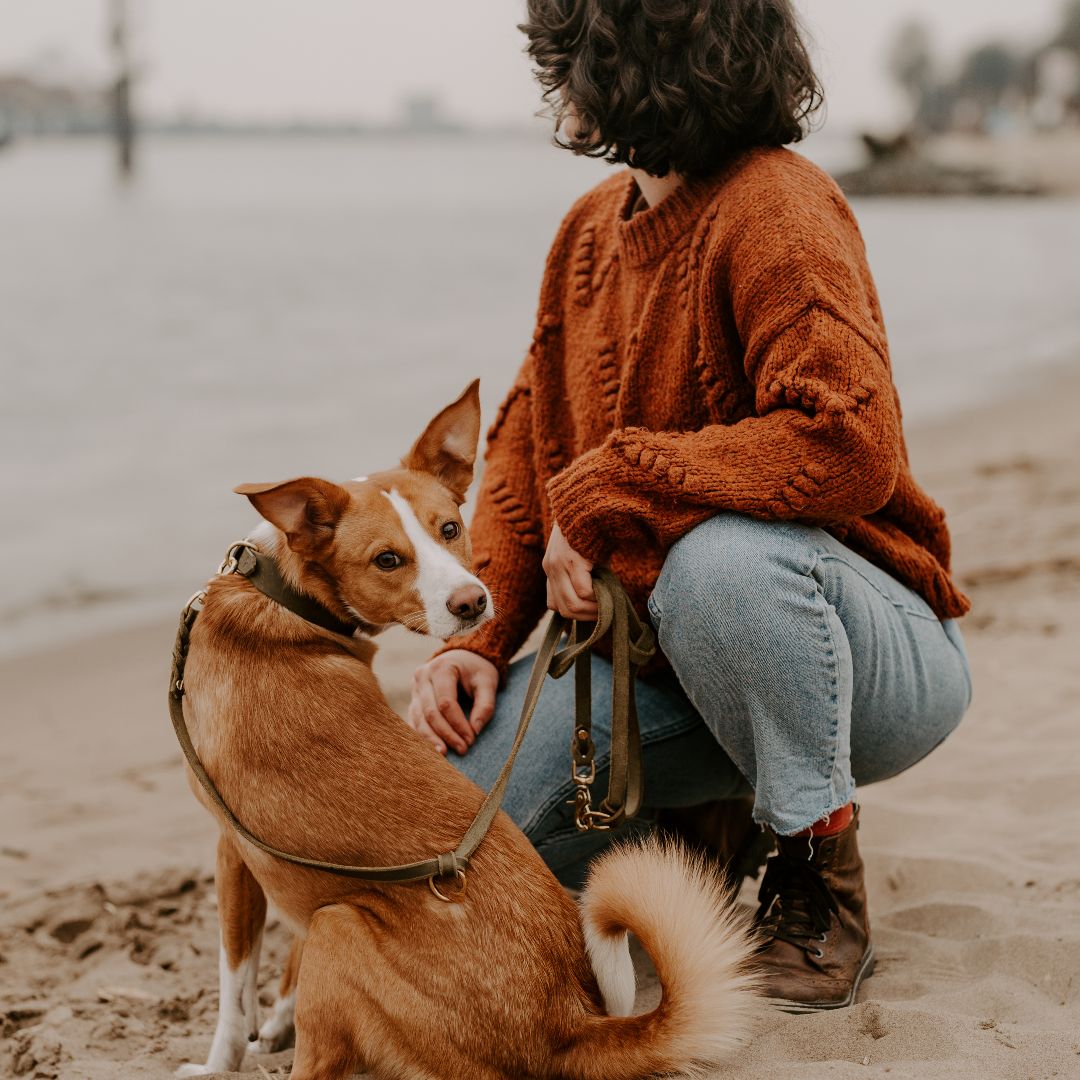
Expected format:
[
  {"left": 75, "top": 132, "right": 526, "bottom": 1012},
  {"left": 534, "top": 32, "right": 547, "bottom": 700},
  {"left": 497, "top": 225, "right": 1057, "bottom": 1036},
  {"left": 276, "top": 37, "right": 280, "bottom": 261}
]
[{"left": 520, "top": 0, "right": 823, "bottom": 178}]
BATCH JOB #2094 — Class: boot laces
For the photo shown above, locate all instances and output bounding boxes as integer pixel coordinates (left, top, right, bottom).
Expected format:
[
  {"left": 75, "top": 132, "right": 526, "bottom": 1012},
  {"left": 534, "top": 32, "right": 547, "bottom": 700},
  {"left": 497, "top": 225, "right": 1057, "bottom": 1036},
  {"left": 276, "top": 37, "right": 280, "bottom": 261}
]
[{"left": 755, "top": 853, "right": 839, "bottom": 955}]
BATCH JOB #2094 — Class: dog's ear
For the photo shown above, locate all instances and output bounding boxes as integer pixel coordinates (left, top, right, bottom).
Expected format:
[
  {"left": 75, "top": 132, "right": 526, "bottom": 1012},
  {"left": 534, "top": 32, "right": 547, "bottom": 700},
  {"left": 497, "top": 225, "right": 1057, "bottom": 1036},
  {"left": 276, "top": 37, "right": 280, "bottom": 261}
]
[
  {"left": 234, "top": 477, "right": 351, "bottom": 555},
  {"left": 402, "top": 379, "right": 481, "bottom": 503}
]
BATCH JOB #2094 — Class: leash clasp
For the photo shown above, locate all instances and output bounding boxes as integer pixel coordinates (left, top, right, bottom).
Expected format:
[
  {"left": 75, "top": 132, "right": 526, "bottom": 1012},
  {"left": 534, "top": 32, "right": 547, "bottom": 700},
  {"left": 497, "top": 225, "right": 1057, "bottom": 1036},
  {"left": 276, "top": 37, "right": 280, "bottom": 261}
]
[
  {"left": 568, "top": 725, "right": 613, "bottom": 831},
  {"left": 569, "top": 786, "right": 615, "bottom": 832}
]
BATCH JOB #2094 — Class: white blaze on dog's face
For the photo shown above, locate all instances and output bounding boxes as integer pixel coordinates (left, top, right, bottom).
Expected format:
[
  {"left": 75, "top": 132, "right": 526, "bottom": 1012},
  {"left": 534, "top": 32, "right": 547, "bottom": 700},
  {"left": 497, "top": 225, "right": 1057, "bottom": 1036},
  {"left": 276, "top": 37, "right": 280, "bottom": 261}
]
[
  {"left": 234, "top": 380, "right": 493, "bottom": 640},
  {"left": 378, "top": 486, "right": 484, "bottom": 639}
]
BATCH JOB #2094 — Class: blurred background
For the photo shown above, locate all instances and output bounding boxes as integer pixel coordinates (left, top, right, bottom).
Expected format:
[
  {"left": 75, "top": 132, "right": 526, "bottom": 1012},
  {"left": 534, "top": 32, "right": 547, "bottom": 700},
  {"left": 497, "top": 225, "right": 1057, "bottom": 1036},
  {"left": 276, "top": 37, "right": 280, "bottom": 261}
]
[
  {"left": 1, "top": 0, "right": 1079, "bottom": 658},
  {"left": 3, "top": 11, "right": 1080, "bottom": 1078}
]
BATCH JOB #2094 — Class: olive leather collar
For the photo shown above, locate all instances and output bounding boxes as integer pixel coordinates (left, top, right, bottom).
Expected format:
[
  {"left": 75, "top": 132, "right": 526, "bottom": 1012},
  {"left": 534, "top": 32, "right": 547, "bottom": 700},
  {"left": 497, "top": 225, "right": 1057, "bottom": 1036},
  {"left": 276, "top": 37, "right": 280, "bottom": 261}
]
[{"left": 226, "top": 541, "right": 368, "bottom": 638}]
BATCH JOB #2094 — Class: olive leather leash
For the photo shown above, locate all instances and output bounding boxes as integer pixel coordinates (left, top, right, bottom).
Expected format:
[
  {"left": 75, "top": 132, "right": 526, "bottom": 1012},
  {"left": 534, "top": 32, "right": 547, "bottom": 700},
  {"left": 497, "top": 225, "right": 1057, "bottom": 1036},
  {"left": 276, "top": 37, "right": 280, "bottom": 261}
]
[{"left": 168, "top": 541, "right": 656, "bottom": 897}]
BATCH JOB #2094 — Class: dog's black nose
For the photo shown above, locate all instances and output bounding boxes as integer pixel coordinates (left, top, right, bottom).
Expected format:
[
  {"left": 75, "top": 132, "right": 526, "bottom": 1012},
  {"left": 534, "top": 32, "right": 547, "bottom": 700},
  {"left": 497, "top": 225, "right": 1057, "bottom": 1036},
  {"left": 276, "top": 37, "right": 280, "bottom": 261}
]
[{"left": 446, "top": 585, "right": 487, "bottom": 621}]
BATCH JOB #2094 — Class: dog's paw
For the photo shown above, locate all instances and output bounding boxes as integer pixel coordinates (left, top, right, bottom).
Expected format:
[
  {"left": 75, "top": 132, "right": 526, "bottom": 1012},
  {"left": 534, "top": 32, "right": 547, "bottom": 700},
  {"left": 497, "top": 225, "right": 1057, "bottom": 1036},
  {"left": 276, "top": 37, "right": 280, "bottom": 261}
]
[
  {"left": 250, "top": 1022, "right": 295, "bottom": 1054},
  {"left": 175, "top": 1064, "right": 215, "bottom": 1078},
  {"left": 250, "top": 995, "right": 295, "bottom": 1053}
]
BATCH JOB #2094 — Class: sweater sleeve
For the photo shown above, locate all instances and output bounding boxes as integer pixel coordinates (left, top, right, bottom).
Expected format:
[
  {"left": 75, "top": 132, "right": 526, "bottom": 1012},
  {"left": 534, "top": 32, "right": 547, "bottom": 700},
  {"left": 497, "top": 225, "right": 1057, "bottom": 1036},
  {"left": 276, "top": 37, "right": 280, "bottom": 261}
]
[
  {"left": 433, "top": 366, "right": 549, "bottom": 679},
  {"left": 546, "top": 190, "right": 902, "bottom": 562}
]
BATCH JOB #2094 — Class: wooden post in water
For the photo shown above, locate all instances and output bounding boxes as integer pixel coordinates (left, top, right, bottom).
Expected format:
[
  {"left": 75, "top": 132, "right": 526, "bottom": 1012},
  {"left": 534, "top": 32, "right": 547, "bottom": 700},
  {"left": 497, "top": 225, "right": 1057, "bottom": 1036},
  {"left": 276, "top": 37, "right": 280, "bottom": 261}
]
[{"left": 108, "top": 0, "right": 136, "bottom": 180}]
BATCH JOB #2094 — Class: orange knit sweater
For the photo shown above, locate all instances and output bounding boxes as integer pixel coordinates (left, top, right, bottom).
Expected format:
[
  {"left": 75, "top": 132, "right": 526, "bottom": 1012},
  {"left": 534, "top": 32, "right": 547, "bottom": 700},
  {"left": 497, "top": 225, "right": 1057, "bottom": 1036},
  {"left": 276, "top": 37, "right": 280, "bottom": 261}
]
[{"left": 445, "top": 148, "right": 970, "bottom": 676}]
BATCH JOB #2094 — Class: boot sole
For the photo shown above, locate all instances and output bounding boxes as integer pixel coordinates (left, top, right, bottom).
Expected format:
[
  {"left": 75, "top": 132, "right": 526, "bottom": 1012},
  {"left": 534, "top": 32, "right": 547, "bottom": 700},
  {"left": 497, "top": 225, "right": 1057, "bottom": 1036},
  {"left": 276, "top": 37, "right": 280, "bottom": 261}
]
[{"left": 765, "top": 946, "right": 876, "bottom": 1014}]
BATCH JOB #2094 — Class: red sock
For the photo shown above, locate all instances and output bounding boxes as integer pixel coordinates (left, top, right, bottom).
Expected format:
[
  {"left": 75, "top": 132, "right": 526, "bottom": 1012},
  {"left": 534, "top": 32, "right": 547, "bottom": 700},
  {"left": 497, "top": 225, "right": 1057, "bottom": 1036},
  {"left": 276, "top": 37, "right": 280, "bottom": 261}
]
[{"left": 797, "top": 802, "right": 854, "bottom": 838}]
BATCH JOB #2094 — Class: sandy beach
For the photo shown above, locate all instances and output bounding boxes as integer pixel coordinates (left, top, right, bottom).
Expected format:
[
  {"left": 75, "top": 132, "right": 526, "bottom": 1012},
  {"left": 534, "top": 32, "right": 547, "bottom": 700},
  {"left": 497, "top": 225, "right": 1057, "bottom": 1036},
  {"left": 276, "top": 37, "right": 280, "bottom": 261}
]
[{"left": 2, "top": 364, "right": 1079, "bottom": 1080}]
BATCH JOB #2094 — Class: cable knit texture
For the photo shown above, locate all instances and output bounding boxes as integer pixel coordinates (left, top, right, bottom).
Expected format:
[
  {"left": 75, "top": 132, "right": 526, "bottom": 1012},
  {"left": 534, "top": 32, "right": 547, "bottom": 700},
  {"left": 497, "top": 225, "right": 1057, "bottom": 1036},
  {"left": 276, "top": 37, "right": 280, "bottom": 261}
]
[{"left": 442, "top": 148, "right": 970, "bottom": 677}]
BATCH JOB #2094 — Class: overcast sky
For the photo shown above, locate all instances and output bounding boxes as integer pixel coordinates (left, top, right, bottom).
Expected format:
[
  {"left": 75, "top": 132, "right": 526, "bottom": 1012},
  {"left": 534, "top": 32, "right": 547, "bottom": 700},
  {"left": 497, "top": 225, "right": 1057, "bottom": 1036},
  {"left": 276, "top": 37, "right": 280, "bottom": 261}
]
[{"left": 0, "top": 1, "right": 1068, "bottom": 130}]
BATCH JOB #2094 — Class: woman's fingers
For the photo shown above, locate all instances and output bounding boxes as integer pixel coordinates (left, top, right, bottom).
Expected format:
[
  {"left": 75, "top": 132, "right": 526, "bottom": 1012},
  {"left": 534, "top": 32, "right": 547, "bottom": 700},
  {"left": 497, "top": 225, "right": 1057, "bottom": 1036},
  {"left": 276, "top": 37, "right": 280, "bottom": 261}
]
[
  {"left": 547, "top": 569, "right": 599, "bottom": 620},
  {"left": 405, "top": 696, "right": 446, "bottom": 755},
  {"left": 543, "top": 521, "right": 598, "bottom": 620},
  {"left": 407, "top": 651, "right": 501, "bottom": 753},
  {"left": 567, "top": 555, "right": 596, "bottom": 604},
  {"left": 548, "top": 572, "right": 582, "bottom": 618},
  {"left": 415, "top": 667, "right": 474, "bottom": 756},
  {"left": 463, "top": 667, "right": 498, "bottom": 734}
]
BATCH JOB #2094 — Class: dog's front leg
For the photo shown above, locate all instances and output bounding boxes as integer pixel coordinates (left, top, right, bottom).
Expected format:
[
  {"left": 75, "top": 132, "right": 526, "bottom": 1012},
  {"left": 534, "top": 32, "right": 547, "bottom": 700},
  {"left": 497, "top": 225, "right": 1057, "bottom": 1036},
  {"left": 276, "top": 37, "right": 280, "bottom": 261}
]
[{"left": 177, "top": 834, "right": 267, "bottom": 1077}]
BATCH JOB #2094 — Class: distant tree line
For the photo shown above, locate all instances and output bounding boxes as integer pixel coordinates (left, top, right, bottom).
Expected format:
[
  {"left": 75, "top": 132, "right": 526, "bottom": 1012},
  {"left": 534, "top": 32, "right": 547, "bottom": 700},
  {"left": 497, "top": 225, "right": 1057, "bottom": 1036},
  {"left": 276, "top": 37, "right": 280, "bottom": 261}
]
[{"left": 889, "top": 0, "right": 1080, "bottom": 135}]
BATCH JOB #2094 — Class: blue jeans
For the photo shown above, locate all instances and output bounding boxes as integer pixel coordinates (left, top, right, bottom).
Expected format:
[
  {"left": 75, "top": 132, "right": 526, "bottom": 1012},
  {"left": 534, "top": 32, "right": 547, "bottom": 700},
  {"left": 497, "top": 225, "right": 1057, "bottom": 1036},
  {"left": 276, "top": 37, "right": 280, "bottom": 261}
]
[{"left": 451, "top": 513, "right": 972, "bottom": 887}]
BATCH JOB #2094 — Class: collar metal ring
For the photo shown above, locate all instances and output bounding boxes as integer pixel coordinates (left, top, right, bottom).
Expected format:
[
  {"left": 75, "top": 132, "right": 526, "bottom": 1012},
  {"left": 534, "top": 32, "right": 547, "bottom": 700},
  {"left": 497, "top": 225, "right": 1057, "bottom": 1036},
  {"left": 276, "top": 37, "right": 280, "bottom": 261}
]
[{"left": 428, "top": 868, "right": 467, "bottom": 903}]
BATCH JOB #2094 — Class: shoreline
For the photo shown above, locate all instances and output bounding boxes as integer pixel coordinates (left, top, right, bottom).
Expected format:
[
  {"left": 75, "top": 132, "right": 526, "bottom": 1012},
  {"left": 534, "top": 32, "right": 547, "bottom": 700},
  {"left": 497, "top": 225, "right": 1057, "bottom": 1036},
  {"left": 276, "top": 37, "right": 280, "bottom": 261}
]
[{"left": 3, "top": 361, "right": 1079, "bottom": 1079}]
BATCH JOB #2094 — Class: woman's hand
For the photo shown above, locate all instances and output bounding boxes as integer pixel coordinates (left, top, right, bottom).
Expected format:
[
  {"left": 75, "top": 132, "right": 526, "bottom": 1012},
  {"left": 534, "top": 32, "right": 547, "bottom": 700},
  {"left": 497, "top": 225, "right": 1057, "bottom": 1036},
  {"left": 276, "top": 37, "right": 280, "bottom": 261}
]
[
  {"left": 408, "top": 650, "right": 499, "bottom": 756},
  {"left": 543, "top": 521, "right": 598, "bottom": 620}
]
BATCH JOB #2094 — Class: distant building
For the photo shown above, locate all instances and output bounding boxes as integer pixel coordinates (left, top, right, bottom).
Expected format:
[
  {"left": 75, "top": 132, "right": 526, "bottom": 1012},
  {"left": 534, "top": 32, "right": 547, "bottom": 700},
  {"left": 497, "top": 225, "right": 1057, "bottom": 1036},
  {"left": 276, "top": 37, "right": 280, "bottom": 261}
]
[
  {"left": 1032, "top": 47, "right": 1080, "bottom": 128},
  {"left": 0, "top": 73, "right": 110, "bottom": 135},
  {"left": 889, "top": 8, "right": 1080, "bottom": 139},
  {"left": 398, "top": 93, "right": 463, "bottom": 134}
]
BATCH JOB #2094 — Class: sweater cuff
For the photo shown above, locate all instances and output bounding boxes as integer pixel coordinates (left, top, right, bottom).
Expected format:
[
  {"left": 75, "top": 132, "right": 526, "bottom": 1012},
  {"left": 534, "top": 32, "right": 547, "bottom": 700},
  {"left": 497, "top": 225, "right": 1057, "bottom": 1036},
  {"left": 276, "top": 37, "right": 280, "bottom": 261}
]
[{"left": 545, "top": 443, "right": 621, "bottom": 563}]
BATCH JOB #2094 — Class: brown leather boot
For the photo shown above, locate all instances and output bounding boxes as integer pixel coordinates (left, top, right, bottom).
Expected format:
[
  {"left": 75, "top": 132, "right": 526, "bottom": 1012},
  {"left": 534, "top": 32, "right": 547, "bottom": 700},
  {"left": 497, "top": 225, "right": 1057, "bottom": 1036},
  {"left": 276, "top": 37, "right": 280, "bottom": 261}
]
[
  {"left": 656, "top": 796, "right": 775, "bottom": 892},
  {"left": 753, "top": 808, "right": 874, "bottom": 1011}
]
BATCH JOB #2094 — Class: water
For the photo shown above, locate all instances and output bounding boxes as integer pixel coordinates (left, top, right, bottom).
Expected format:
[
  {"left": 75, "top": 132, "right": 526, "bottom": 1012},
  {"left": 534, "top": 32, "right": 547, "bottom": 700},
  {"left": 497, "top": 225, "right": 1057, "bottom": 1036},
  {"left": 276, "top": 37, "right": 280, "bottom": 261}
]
[{"left": 2, "top": 134, "right": 1078, "bottom": 657}]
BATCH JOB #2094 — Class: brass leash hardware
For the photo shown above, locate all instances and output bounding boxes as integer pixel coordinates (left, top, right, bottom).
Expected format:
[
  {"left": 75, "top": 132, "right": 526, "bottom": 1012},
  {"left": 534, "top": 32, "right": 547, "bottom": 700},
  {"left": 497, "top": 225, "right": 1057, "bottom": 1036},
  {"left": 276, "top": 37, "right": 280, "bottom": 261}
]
[
  {"left": 569, "top": 725, "right": 611, "bottom": 832},
  {"left": 555, "top": 569, "right": 656, "bottom": 834},
  {"left": 428, "top": 868, "right": 468, "bottom": 903},
  {"left": 218, "top": 540, "right": 259, "bottom": 578},
  {"left": 569, "top": 786, "right": 614, "bottom": 833},
  {"left": 427, "top": 853, "right": 468, "bottom": 903}
]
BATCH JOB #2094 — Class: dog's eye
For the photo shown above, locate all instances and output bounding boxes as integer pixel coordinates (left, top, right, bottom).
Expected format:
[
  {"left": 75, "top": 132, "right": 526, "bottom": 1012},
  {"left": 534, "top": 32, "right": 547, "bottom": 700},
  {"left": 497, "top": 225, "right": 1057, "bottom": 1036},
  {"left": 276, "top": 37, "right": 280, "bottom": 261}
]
[
  {"left": 441, "top": 522, "right": 460, "bottom": 541},
  {"left": 374, "top": 551, "right": 401, "bottom": 571}
]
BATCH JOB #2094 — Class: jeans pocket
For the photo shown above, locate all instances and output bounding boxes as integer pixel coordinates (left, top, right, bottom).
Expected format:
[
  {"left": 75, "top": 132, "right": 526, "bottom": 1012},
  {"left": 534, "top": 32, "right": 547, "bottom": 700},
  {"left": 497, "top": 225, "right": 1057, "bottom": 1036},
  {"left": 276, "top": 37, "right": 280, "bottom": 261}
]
[{"left": 818, "top": 553, "right": 939, "bottom": 622}]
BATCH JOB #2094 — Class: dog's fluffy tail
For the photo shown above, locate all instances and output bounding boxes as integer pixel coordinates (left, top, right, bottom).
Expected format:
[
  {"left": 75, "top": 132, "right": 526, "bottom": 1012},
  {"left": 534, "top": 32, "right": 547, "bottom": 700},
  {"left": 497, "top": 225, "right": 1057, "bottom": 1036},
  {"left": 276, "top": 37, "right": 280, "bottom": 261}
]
[{"left": 556, "top": 835, "right": 760, "bottom": 1080}]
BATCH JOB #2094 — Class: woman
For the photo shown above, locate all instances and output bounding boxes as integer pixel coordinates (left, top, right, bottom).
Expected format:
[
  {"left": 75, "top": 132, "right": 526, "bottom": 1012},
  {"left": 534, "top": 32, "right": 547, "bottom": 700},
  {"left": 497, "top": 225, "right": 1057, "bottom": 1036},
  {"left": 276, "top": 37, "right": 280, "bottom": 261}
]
[{"left": 408, "top": 0, "right": 972, "bottom": 1011}]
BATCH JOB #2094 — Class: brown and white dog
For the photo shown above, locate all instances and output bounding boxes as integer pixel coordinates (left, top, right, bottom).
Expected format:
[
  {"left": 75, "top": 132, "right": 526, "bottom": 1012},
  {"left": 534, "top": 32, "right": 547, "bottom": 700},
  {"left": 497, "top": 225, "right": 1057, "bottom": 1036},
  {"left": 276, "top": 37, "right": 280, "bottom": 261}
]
[{"left": 175, "top": 381, "right": 758, "bottom": 1080}]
